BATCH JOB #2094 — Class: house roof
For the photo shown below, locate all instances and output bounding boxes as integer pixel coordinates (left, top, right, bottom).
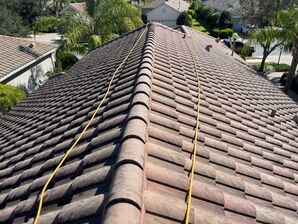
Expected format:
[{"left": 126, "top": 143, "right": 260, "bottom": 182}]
[
  {"left": 143, "top": 0, "right": 189, "bottom": 12},
  {"left": 0, "top": 35, "right": 56, "bottom": 81},
  {"left": 142, "top": 0, "right": 165, "bottom": 9},
  {"left": 165, "top": 0, "right": 189, "bottom": 12},
  {"left": 60, "top": 2, "right": 86, "bottom": 14},
  {"left": 0, "top": 23, "right": 298, "bottom": 224},
  {"left": 203, "top": 0, "right": 241, "bottom": 14}
]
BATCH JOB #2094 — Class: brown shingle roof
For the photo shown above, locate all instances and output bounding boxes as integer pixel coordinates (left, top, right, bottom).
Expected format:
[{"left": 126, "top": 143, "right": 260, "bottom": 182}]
[
  {"left": 0, "top": 23, "right": 298, "bottom": 224},
  {"left": 0, "top": 35, "right": 56, "bottom": 80}
]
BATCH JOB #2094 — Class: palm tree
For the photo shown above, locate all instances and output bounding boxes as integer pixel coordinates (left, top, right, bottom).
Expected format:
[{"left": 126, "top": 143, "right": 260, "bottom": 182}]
[
  {"left": 34, "top": 0, "right": 143, "bottom": 53},
  {"left": 249, "top": 27, "right": 284, "bottom": 72},
  {"left": 277, "top": 8, "right": 298, "bottom": 92}
]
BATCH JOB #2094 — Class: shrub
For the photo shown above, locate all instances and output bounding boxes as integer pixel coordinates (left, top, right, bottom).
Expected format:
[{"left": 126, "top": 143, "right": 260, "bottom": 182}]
[
  {"left": 210, "top": 28, "right": 220, "bottom": 37},
  {"left": 252, "top": 63, "right": 290, "bottom": 73},
  {"left": 188, "top": 9, "right": 195, "bottom": 18},
  {"left": 208, "top": 12, "right": 220, "bottom": 27},
  {"left": 177, "top": 12, "right": 192, "bottom": 26},
  {"left": 267, "top": 63, "right": 290, "bottom": 72},
  {"left": 0, "top": 84, "right": 25, "bottom": 116},
  {"left": 218, "top": 10, "right": 233, "bottom": 28},
  {"left": 88, "top": 35, "right": 102, "bottom": 50},
  {"left": 197, "top": 5, "right": 212, "bottom": 20},
  {"left": 190, "top": 0, "right": 203, "bottom": 11},
  {"left": 60, "top": 52, "right": 79, "bottom": 71},
  {"left": 219, "top": 28, "right": 234, "bottom": 38},
  {"left": 240, "top": 44, "right": 254, "bottom": 58}
]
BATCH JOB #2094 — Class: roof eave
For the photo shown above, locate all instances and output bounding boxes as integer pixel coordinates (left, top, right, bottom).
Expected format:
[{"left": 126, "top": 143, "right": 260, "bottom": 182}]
[{"left": 0, "top": 48, "right": 57, "bottom": 83}]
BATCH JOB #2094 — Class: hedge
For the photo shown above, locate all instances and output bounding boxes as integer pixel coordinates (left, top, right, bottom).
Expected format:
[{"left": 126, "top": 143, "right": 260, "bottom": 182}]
[
  {"left": 177, "top": 11, "right": 192, "bottom": 26},
  {"left": 211, "top": 28, "right": 233, "bottom": 38},
  {"left": 60, "top": 52, "right": 79, "bottom": 71},
  {"left": 0, "top": 84, "right": 25, "bottom": 116}
]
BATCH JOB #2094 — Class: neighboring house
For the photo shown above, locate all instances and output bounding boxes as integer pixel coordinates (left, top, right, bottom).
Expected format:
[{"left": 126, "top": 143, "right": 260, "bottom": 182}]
[
  {"left": 0, "top": 35, "right": 57, "bottom": 93},
  {"left": 203, "top": 0, "right": 245, "bottom": 31},
  {"left": 143, "top": 0, "right": 189, "bottom": 27},
  {"left": 60, "top": 2, "right": 86, "bottom": 15},
  {"left": 1, "top": 23, "right": 298, "bottom": 224}
]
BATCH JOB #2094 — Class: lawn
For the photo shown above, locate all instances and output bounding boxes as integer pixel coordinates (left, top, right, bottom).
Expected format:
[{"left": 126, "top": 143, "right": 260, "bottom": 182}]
[
  {"left": 249, "top": 62, "right": 290, "bottom": 73},
  {"left": 191, "top": 19, "right": 210, "bottom": 35}
]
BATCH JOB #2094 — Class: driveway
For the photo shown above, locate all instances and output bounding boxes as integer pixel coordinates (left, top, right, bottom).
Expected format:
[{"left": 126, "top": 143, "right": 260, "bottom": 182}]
[{"left": 29, "top": 33, "right": 61, "bottom": 46}]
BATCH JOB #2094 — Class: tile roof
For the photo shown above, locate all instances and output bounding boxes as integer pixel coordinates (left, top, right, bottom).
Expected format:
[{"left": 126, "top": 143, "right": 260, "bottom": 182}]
[
  {"left": 143, "top": 0, "right": 189, "bottom": 12},
  {"left": 203, "top": 0, "right": 241, "bottom": 14},
  {"left": 67, "top": 2, "right": 86, "bottom": 13},
  {"left": 0, "top": 35, "right": 56, "bottom": 80},
  {"left": 0, "top": 23, "right": 298, "bottom": 224},
  {"left": 165, "top": 0, "right": 189, "bottom": 13},
  {"left": 143, "top": 0, "right": 165, "bottom": 9}
]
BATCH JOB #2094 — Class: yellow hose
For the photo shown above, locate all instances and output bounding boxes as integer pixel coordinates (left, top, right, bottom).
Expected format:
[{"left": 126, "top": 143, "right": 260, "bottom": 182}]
[
  {"left": 33, "top": 25, "right": 148, "bottom": 224},
  {"left": 184, "top": 36, "right": 201, "bottom": 224}
]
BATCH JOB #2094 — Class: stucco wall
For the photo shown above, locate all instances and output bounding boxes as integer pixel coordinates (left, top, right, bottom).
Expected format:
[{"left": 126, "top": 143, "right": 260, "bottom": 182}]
[
  {"left": 147, "top": 4, "right": 181, "bottom": 28},
  {"left": 7, "top": 54, "right": 55, "bottom": 93}
]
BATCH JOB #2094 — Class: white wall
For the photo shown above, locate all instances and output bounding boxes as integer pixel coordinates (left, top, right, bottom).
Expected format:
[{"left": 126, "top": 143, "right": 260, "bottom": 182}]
[
  {"left": 8, "top": 54, "right": 55, "bottom": 93},
  {"left": 147, "top": 4, "right": 181, "bottom": 28}
]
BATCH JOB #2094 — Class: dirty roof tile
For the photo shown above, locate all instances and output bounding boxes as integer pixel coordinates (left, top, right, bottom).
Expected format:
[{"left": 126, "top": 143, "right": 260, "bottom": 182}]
[{"left": 0, "top": 24, "right": 298, "bottom": 224}]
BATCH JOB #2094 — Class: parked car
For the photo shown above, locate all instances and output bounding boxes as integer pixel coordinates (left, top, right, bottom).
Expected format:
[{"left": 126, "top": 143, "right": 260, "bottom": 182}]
[{"left": 222, "top": 38, "right": 255, "bottom": 56}]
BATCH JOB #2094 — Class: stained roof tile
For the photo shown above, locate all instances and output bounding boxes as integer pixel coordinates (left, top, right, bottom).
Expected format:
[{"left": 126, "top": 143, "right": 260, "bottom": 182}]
[{"left": 0, "top": 24, "right": 298, "bottom": 223}]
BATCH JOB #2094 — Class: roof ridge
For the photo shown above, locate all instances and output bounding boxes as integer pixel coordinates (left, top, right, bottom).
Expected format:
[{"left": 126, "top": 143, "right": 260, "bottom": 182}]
[{"left": 102, "top": 24, "right": 156, "bottom": 223}]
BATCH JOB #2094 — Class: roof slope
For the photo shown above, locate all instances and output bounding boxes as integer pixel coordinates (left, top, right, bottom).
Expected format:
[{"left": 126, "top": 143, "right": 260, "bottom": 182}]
[
  {"left": 165, "top": 0, "right": 189, "bottom": 12},
  {"left": 143, "top": 0, "right": 189, "bottom": 12},
  {"left": 203, "top": 0, "right": 241, "bottom": 14},
  {"left": 143, "top": 0, "right": 165, "bottom": 9},
  {"left": 0, "top": 35, "right": 56, "bottom": 80},
  {"left": 0, "top": 23, "right": 298, "bottom": 224},
  {"left": 60, "top": 2, "right": 86, "bottom": 14}
]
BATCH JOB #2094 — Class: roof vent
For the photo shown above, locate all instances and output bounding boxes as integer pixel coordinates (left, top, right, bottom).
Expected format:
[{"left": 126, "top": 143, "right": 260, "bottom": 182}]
[
  {"left": 293, "top": 114, "right": 298, "bottom": 124},
  {"left": 270, "top": 109, "right": 277, "bottom": 118},
  {"left": 205, "top": 45, "right": 212, "bottom": 52}
]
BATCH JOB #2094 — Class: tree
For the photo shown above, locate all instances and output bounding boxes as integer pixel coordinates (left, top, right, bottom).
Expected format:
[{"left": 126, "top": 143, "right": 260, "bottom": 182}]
[
  {"left": 0, "top": 0, "right": 49, "bottom": 36},
  {"left": 95, "top": 0, "right": 143, "bottom": 35},
  {"left": 197, "top": 5, "right": 213, "bottom": 20},
  {"left": 35, "top": 0, "right": 142, "bottom": 53},
  {"left": 51, "top": 0, "right": 71, "bottom": 17},
  {"left": 0, "top": 7, "right": 28, "bottom": 36},
  {"left": 218, "top": 11, "right": 233, "bottom": 28},
  {"left": 190, "top": 0, "right": 202, "bottom": 11},
  {"left": 240, "top": 0, "right": 298, "bottom": 27},
  {"left": 177, "top": 12, "right": 192, "bottom": 26},
  {"left": 0, "top": 84, "right": 25, "bottom": 116},
  {"left": 277, "top": 8, "right": 298, "bottom": 92},
  {"left": 249, "top": 27, "right": 284, "bottom": 72}
]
